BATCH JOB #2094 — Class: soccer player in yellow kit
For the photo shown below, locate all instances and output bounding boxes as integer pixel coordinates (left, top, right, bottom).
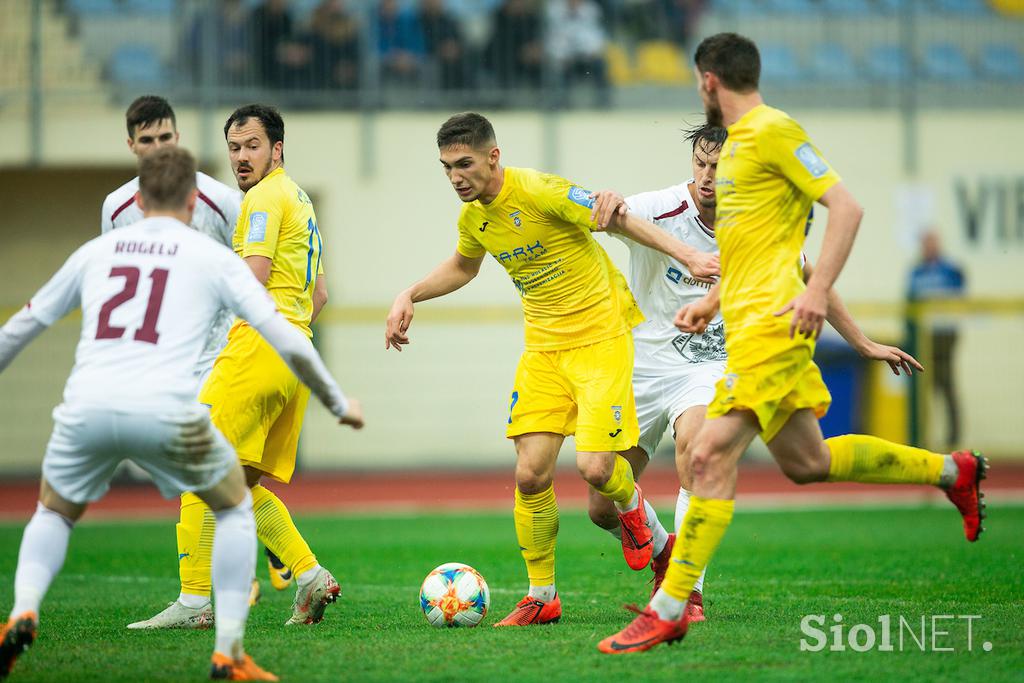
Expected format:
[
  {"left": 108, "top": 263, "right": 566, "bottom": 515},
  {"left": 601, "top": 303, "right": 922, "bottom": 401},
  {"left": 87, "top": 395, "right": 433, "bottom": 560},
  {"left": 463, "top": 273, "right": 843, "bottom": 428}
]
[
  {"left": 130, "top": 105, "right": 364, "bottom": 631},
  {"left": 386, "top": 113, "right": 719, "bottom": 626},
  {"left": 598, "top": 33, "right": 986, "bottom": 653}
]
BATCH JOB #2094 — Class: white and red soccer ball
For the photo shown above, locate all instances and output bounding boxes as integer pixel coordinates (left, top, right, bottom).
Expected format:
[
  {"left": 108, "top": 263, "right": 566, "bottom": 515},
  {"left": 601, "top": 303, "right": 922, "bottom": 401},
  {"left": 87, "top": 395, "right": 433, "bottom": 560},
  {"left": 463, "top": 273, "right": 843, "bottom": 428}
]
[{"left": 419, "top": 563, "right": 490, "bottom": 628}]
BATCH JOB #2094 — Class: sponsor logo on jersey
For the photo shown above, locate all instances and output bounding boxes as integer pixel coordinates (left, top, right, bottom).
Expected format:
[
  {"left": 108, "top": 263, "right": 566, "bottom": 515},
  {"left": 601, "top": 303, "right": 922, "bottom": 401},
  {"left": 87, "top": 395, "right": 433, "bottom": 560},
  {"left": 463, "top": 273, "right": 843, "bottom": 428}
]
[
  {"left": 508, "top": 210, "right": 523, "bottom": 228},
  {"left": 795, "top": 143, "right": 829, "bottom": 178},
  {"left": 666, "top": 267, "right": 714, "bottom": 290},
  {"left": 567, "top": 186, "right": 595, "bottom": 209},
  {"left": 497, "top": 240, "right": 546, "bottom": 263},
  {"left": 247, "top": 211, "right": 268, "bottom": 242}
]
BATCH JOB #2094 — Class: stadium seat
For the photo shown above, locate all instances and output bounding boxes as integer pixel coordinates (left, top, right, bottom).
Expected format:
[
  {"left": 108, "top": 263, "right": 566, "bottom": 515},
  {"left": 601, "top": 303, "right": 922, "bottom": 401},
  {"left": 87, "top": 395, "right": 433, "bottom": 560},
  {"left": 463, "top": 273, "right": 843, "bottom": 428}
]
[
  {"left": 108, "top": 44, "right": 166, "bottom": 86},
  {"left": 931, "top": 0, "right": 989, "bottom": 14},
  {"left": 864, "top": 44, "right": 912, "bottom": 82},
  {"left": 979, "top": 43, "right": 1024, "bottom": 81},
  {"left": 763, "top": 0, "right": 819, "bottom": 13},
  {"left": 808, "top": 44, "right": 861, "bottom": 83},
  {"left": 757, "top": 44, "right": 804, "bottom": 84},
  {"left": 634, "top": 41, "right": 691, "bottom": 85},
  {"left": 711, "top": 0, "right": 769, "bottom": 16},
  {"left": 922, "top": 43, "right": 974, "bottom": 82},
  {"left": 66, "top": 0, "right": 120, "bottom": 15},
  {"left": 124, "top": 0, "right": 176, "bottom": 14},
  {"left": 872, "top": 0, "right": 927, "bottom": 14},
  {"left": 818, "top": 0, "right": 875, "bottom": 15},
  {"left": 605, "top": 43, "right": 634, "bottom": 86}
]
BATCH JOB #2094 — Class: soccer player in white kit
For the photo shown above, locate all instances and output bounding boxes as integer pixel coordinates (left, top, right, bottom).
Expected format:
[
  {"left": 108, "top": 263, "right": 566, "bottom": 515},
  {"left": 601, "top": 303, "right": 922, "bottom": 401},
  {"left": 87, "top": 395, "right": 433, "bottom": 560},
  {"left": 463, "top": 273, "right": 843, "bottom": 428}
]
[
  {"left": 587, "top": 124, "right": 923, "bottom": 622},
  {"left": 0, "top": 148, "right": 363, "bottom": 681}
]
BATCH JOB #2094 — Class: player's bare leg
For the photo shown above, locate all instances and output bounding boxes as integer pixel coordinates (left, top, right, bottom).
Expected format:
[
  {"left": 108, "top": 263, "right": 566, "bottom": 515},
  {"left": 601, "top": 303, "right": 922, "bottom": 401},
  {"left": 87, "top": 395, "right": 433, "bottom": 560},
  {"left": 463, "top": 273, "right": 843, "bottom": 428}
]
[
  {"left": 768, "top": 409, "right": 986, "bottom": 540},
  {"left": 667, "top": 406, "right": 709, "bottom": 619},
  {"left": 495, "top": 433, "right": 563, "bottom": 626},
  {"left": 599, "top": 410, "right": 758, "bottom": 653},
  {"left": 578, "top": 450, "right": 654, "bottom": 570},
  {"left": 2, "top": 480, "right": 85, "bottom": 678},
  {"left": 195, "top": 464, "right": 276, "bottom": 681}
]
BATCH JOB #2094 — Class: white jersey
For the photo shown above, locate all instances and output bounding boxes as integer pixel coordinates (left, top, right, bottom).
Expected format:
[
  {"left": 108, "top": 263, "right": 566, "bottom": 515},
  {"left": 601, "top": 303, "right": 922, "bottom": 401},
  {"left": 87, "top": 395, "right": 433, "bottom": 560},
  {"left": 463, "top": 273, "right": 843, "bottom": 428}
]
[
  {"left": 101, "top": 171, "right": 242, "bottom": 373},
  {"left": 616, "top": 180, "right": 725, "bottom": 376},
  {"left": 28, "top": 216, "right": 277, "bottom": 411}
]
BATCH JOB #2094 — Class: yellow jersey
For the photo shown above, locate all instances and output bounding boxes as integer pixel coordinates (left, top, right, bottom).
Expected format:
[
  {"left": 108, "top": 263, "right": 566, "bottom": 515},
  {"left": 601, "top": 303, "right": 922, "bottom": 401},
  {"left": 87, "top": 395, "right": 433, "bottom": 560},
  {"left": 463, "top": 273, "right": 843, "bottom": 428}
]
[
  {"left": 234, "top": 167, "right": 323, "bottom": 337},
  {"left": 715, "top": 105, "right": 840, "bottom": 351},
  {"left": 456, "top": 167, "right": 643, "bottom": 351}
]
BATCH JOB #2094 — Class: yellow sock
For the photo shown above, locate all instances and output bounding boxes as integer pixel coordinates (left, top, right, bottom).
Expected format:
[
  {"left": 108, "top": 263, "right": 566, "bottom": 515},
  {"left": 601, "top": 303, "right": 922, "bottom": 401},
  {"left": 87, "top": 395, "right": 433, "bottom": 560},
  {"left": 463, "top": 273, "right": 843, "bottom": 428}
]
[
  {"left": 826, "top": 435, "right": 944, "bottom": 485},
  {"left": 594, "top": 455, "right": 636, "bottom": 508},
  {"left": 177, "top": 492, "right": 215, "bottom": 597},
  {"left": 513, "top": 485, "right": 559, "bottom": 586},
  {"left": 251, "top": 485, "right": 318, "bottom": 579},
  {"left": 662, "top": 497, "right": 734, "bottom": 601}
]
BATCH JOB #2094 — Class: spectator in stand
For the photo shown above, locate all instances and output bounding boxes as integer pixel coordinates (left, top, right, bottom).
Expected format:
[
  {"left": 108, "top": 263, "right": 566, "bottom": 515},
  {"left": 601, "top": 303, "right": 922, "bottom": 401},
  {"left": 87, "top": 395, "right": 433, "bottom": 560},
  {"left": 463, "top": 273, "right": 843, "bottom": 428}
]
[
  {"left": 183, "top": 0, "right": 253, "bottom": 88},
  {"left": 661, "top": 0, "right": 707, "bottom": 50},
  {"left": 252, "top": 0, "right": 297, "bottom": 88},
  {"left": 546, "top": 0, "right": 610, "bottom": 107},
  {"left": 486, "top": 0, "right": 543, "bottom": 89},
  {"left": 310, "top": 0, "right": 361, "bottom": 91},
  {"left": 907, "top": 230, "right": 966, "bottom": 448},
  {"left": 419, "top": 0, "right": 470, "bottom": 91},
  {"left": 377, "top": 0, "right": 426, "bottom": 86}
]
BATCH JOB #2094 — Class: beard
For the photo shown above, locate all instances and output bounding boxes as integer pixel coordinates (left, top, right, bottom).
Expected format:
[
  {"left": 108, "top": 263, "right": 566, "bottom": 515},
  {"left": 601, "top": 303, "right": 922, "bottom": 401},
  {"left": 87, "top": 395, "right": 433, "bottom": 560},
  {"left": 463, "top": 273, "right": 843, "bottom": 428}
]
[
  {"left": 236, "top": 157, "right": 273, "bottom": 191},
  {"left": 704, "top": 91, "right": 723, "bottom": 127}
]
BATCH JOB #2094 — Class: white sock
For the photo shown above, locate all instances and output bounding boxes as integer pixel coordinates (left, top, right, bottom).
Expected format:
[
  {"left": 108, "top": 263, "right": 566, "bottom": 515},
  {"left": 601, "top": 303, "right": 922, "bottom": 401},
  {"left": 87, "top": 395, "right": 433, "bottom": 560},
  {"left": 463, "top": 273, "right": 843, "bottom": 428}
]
[
  {"left": 645, "top": 499, "right": 670, "bottom": 557},
  {"left": 939, "top": 454, "right": 958, "bottom": 488},
  {"left": 212, "top": 492, "right": 256, "bottom": 659},
  {"left": 674, "top": 487, "right": 708, "bottom": 594},
  {"left": 178, "top": 592, "right": 210, "bottom": 609},
  {"left": 614, "top": 490, "right": 639, "bottom": 514},
  {"left": 12, "top": 503, "right": 74, "bottom": 618},
  {"left": 296, "top": 564, "right": 323, "bottom": 588},
  {"left": 528, "top": 584, "right": 556, "bottom": 602},
  {"left": 649, "top": 588, "right": 686, "bottom": 621}
]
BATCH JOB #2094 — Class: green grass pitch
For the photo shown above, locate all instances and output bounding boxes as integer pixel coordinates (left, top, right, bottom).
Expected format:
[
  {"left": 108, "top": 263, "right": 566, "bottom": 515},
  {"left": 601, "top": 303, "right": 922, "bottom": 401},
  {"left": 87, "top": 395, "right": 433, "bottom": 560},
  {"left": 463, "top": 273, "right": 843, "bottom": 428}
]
[{"left": 1, "top": 505, "right": 1021, "bottom": 682}]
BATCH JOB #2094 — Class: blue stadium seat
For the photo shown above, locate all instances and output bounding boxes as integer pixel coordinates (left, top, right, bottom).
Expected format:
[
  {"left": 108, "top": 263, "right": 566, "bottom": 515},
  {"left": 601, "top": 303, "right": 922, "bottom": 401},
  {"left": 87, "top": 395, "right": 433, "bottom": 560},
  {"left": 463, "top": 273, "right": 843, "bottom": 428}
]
[
  {"left": 765, "top": 0, "right": 820, "bottom": 12},
  {"left": 932, "top": 0, "right": 989, "bottom": 14},
  {"left": 808, "top": 44, "right": 861, "bottom": 83},
  {"left": 759, "top": 44, "right": 804, "bottom": 84},
  {"left": 712, "top": 0, "right": 769, "bottom": 15},
  {"left": 818, "top": 0, "right": 875, "bottom": 15},
  {"left": 66, "top": 0, "right": 120, "bottom": 15},
  {"left": 873, "top": 0, "right": 930, "bottom": 14},
  {"left": 109, "top": 44, "right": 166, "bottom": 86},
  {"left": 979, "top": 43, "right": 1024, "bottom": 81},
  {"left": 864, "top": 44, "right": 912, "bottom": 82},
  {"left": 124, "top": 0, "right": 176, "bottom": 14},
  {"left": 922, "top": 43, "right": 974, "bottom": 81}
]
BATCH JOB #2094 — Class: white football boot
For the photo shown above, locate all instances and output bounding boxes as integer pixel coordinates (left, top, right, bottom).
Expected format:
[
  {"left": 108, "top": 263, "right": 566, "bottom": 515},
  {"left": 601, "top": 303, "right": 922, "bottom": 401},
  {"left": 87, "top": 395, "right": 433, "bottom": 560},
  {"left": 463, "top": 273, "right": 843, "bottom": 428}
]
[
  {"left": 126, "top": 600, "right": 213, "bottom": 629},
  {"left": 284, "top": 567, "right": 340, "bottom": 625}
]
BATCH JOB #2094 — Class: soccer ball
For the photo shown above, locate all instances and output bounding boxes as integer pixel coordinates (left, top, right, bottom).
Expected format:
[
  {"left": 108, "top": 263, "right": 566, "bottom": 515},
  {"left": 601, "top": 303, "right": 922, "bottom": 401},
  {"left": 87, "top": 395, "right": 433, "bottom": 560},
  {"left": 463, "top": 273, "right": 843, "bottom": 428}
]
[{"left": 419, "top": 562, "right": 490, "bottom": 628}]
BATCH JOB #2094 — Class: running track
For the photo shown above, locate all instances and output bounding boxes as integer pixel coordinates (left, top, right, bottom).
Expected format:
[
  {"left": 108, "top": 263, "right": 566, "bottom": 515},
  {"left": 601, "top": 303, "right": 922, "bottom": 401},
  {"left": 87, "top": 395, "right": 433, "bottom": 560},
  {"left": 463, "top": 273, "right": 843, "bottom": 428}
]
[{"left": 1, "top": 462, "right": 1022, "bottom": 520}]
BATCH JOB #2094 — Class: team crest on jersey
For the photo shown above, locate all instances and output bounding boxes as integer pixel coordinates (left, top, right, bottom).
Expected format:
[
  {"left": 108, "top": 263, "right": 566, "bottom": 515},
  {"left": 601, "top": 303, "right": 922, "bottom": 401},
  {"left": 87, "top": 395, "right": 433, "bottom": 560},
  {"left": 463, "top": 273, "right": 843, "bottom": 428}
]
[
  {"left": 672, "top": 323, "right": 726, "bottom": 363},
  {"left": 611, "top": 405, "right": 622, "bottom": 423},
  {"left": 567, "top": 186, "right": 595, "bottom": 209},
  {"left": 508, "top": 210, "right": 523, "bottom": 228},
  {"left": 795, "top": 143, "right": 829, "bottom": 178},
  {"left": 247, "top": 211, "right": 268, "bottom": 243}
]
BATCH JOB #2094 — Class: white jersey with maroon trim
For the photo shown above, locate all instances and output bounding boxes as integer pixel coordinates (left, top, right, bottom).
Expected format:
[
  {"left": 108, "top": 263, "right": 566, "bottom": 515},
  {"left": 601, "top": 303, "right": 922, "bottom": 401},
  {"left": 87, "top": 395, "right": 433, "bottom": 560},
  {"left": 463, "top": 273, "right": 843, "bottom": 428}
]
[
  {"left": 615, "top": 180, "right": 725, "bottom": 375},
  {"left": 30, "top": 216, "right": 277, "bottom": 410},
  {"left": 101, "top": 171, "right": 242, "bottom": 374}
]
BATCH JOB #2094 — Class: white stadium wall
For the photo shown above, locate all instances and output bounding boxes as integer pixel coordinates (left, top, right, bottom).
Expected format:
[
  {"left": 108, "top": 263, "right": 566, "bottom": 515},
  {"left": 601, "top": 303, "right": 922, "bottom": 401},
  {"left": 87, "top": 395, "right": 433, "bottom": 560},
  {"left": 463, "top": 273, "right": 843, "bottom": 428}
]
[{"left": 1, "top": 108, "right": 1022, "bottom": 472}]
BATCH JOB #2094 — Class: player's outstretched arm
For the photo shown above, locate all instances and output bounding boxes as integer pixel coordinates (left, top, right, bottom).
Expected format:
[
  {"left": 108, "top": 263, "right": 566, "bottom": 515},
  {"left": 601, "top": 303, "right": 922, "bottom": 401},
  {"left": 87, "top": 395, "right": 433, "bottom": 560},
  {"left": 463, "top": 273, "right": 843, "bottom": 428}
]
[
  {"left": 674, "top": 283, "right": 721, "bottom": 334},
  {"left": 776, "top": 182, "right": 863, "bottom": 339},
  {"left": 803, "top": 260, "right": 923, "bottom": 376},
  {"left": 0, "top": 309, "right": 48, "bottom": 373},
  {"left": 605, "top": 211, "right": 720, "bottom": 282},
  {"left": 385, "top": 251, "right": 484, "bottom": 352}
]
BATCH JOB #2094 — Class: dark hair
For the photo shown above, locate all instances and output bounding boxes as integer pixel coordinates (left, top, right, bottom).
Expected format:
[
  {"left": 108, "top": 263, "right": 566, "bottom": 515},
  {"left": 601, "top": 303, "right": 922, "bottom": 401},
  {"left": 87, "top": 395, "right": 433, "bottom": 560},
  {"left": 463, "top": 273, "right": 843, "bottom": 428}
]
[
  {"left": 223, "top": 104, "right": 285, "bottom": 148},
  {"left": 694, "top": 33, "right": 760, "bottom": 92},
  {"left": 125, "top": 95, "right": 176, "bottom": 138},
  {"left": 138, "top": 146, "right": 197, "bottom": 211},
  {"left": 683, "top": 123, "right": 728, "bottom": 153},
  {"left": 436, "top": 112, "right": 497, "bottom": 150}
]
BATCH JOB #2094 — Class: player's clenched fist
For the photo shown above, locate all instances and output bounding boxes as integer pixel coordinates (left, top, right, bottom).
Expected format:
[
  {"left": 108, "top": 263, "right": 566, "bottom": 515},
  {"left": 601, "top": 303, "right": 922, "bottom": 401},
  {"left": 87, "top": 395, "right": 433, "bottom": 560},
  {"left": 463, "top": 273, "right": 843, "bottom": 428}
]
[{"left": 385, "top": 292, "right": 415, "bottom": 351}]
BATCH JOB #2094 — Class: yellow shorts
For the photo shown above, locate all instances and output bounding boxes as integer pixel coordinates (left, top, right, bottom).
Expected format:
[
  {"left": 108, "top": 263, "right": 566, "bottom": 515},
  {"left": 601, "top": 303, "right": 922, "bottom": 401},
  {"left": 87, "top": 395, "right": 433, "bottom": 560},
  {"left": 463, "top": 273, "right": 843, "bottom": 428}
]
[
  {"left": 198, "top": 322, "right": 310, "bottom": 483},
  {"left": 707, "top": 340, "right": 831, "bottom": 443},
  {"left": 506, "top": 333, "right": 639, "bottom": 452}
]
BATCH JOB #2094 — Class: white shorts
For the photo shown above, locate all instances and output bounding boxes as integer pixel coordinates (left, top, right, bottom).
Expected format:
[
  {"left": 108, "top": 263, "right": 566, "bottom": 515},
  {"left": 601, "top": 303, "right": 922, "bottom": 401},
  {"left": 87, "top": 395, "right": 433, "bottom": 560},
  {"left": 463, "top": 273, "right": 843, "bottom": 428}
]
[
  {"left": 42, "top": 403, "right": 236, "bottom": 505},
  {"left": 633, "top": 361, "right": 726, "bottom": 458}
]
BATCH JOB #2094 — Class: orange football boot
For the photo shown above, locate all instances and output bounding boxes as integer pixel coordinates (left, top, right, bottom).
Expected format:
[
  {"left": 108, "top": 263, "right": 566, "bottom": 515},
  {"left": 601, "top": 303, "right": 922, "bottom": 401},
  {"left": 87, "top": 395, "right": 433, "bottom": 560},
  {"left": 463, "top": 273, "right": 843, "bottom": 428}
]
[{"left": 493, "top": 594, "right": 561, "bottom": 627}]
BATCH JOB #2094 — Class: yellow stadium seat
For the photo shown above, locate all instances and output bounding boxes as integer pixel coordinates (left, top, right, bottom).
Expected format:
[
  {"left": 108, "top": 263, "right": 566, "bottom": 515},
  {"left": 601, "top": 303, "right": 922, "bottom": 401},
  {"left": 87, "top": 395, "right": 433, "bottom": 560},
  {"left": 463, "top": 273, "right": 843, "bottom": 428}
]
[
  {"left": 605, "top": 43, "right": 634, "bottom": 85},
  {"left": 634, "top": 41, "right": 692, "bottom": 85}
]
